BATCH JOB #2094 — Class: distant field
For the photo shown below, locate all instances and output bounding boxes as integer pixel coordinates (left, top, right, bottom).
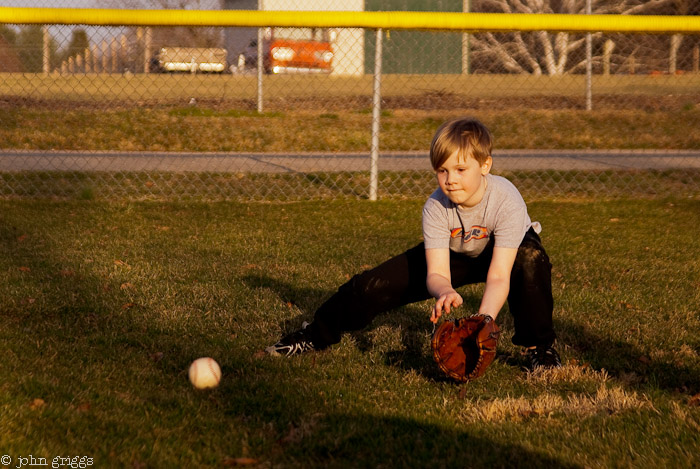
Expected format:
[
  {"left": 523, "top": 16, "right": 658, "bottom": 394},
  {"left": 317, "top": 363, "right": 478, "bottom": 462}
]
[
  {"left": 2, "top": 72, "right": 699, "bottom": 153},
  {"left": 2, "top": 72, "right": 699, "bottom": 200},
  {"left": 2, "top": 72, "right": 700, "bottom": 108}
]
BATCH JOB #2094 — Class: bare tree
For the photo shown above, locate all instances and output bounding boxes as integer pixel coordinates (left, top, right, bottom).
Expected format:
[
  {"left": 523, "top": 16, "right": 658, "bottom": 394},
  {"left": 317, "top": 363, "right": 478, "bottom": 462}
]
[
  {"left": 107, "top": 0, "right": 225, "bottom": 53},
  {"left": 469, "top": 0, "right": 676, "bottom": 75}
]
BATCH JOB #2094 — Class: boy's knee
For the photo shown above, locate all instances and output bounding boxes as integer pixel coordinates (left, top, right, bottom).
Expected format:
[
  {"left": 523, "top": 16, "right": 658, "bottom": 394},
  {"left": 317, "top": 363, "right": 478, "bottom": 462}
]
[
  {"left": 513, "top": 243, "right": 551, "bottom": 280},
  {"left": 518, "top": 243, "right": 547, "bottom": 264},
  {"left": 348, "top": 270, "right": 389, "bottom": 297}
]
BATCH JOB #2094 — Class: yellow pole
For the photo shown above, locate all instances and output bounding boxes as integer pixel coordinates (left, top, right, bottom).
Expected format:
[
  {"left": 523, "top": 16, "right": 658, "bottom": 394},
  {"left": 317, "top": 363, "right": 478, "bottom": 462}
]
[{"left": 1, "top": 8, "right": 700, "bottom": 34}]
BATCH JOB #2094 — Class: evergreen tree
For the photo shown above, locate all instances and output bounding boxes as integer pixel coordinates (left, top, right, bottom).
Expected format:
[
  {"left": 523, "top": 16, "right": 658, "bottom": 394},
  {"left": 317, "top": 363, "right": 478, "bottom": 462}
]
[
  {"left": 64, "top": 29, "right": 90, "bottom": 62},
  {"left": 0, "top": 25, "right": 17, "bottom": 45},
  {"left": 16, "top": 25, "right": 44, "bottom": 73}
]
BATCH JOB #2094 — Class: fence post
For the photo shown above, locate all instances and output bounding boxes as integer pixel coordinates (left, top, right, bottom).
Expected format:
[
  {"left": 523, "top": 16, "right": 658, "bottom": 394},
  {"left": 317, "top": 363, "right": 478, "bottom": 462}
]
[
  {"left": 85, "top": 47, "right": 91, "bottom": 73},
  {"left": 138, "top": 27, "right": 152, "bottom": 74},
  {"left": 669, "top": 34, "right": 682, "bottom": 74},
  {"left": 120, "top": 34, "right": 127, "bottom": 73},
  {"left": 91, "top": 44, "right": 98, "bottom": 73},
  {"left": 461, "top": 0, "right": 471, "bottom": 75},
  {"left": 257, "top": 27, "right": 264, "bottom": 113},
  {"left": 42, "top": 25, "right": 50, "bottom": 75},
  {"left": 369, "top": 28, "right": 383, "bottom": 201},
  {"left": 101, "top": 40, "right": 108, "bottom": 74},
  {"left": 603, "top": 39, "right": 615, "bottom": 75},
  {"left": 111, "top": 38, "right": 118, "bottom": 73},
  {"left": 585, "top": 0, "right": 592, "bottom": 111},
  {"left": 146, "top": 28, "right": 153, "bottom": 74}
]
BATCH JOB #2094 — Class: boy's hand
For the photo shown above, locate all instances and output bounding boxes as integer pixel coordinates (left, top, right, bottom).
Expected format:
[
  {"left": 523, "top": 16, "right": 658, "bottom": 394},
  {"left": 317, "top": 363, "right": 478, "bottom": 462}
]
[{"left": 430, "top": 291, "right": 463, "bottom": 323}]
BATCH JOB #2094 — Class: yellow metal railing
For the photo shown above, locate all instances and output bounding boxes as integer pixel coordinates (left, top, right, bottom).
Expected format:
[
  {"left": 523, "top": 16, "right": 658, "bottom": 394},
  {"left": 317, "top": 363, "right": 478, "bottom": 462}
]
[{"left": 1, "top": 8, "right": 700, "bottom": 34}]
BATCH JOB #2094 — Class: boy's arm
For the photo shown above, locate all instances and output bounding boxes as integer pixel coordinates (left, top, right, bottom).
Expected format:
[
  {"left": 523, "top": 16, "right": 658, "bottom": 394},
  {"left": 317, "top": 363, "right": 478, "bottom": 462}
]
[
  {"left": 425, "top": 247, "right": 463, "bottom": 323},
  {"left": 478, "top": 246, "right": 518, "bottom": 319}
]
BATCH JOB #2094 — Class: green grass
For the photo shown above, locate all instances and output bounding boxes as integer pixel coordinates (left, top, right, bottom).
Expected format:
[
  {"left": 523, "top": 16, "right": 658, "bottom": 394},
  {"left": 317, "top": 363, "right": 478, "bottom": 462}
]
[
  {"left": 1, "top": 198, "right": 699, "bottom": 467},
  {"left": 2, "top": 106, "right": 700, "bottom": 152}
]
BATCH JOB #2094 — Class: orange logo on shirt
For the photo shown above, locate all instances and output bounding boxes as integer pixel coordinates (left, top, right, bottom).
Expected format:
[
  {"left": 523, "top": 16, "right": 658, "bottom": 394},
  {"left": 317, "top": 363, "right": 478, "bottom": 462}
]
[{"left": 451, "top": 226, "right": 489, "bottom": 243}]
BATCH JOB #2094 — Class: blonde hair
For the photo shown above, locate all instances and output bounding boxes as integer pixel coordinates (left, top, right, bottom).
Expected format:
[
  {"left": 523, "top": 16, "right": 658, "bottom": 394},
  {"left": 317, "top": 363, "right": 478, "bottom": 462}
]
[{"left": 429, "top": 118, "right": 493, "bottom": 170}]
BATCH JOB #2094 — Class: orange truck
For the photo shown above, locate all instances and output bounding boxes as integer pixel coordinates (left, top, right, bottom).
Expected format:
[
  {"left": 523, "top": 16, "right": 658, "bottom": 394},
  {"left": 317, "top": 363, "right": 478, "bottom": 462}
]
[
  {"left": 267, "top": 37, "right": 333, "bottom": 74},
  {"left": 238, "top": 30, "right": 334, "bottom": 74}
]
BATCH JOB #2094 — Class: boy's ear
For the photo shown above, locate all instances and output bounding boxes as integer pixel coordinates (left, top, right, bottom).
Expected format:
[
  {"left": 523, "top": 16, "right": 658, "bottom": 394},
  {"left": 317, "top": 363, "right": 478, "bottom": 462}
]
[{"left": 480, "top": 156, "right": 493, "bottom": 175}]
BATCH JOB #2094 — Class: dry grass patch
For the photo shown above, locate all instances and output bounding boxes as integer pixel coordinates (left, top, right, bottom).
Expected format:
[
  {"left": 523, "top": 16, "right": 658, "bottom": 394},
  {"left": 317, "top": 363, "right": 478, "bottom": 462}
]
[
  {"left": 524, "top": 361, "right": 610, "bottom": 387},
  {"left": 458, "top": 385, "right": 653, "bottom": 423},
  {"left": 457, "top": 365, "right": 653, "bottom": 423}
]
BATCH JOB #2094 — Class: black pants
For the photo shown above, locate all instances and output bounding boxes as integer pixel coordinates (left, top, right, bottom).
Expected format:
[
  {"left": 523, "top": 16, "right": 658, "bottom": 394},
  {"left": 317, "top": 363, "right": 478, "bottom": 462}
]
[{"left": 307, "top": 228, "right": 556, "bottom": 349}]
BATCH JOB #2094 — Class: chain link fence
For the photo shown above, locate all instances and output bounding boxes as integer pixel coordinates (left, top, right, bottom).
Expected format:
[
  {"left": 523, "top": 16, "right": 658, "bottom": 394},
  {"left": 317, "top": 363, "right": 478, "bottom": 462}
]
[{"left": 1, "top": 0, "right": 699, "bottom": 200}]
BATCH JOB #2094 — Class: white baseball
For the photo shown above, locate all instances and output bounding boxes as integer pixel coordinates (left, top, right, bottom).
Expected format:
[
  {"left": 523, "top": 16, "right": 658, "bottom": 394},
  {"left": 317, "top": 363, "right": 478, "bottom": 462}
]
[{"left": 188, "top": 357, "right": 222, "bottom": 389}]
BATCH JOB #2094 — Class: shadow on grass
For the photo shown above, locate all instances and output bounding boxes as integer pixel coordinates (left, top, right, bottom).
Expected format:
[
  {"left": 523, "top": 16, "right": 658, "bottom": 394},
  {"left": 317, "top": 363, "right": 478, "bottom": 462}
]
[
  {"left": 264, "top": 411, "right": 584, "bottom": 468},
  {"left": 223, "top": 363, "right": 584, "bottom": 468},
  {"left": 0, "top": 206, "right": 233, "bottom": 395},
  {"left": 557, "top": 318, "right": 700, "bottom": 395}
]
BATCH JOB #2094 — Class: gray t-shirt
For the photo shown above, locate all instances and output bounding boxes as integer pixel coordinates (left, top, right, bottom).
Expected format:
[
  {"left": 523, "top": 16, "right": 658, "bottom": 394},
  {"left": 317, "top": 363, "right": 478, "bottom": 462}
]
[{"left": 422, "top": 174, "right": 540, "bottom": 257}]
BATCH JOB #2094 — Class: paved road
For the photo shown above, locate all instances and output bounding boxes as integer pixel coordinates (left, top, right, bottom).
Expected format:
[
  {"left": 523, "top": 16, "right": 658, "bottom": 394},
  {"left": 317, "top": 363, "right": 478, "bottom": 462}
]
[{"left": 1, "top": 149, "right": 699, "bottom": 172}]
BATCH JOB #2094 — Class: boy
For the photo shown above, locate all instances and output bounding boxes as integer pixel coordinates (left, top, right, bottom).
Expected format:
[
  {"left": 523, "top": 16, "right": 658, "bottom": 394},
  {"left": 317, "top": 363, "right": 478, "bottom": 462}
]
[{"left": 266, "top": 117, "right": 561, "bottom": 370}]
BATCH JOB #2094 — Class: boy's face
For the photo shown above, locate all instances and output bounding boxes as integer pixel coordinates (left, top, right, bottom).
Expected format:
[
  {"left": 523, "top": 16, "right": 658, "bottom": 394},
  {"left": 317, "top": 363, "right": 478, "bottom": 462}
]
[{"left": 436, "top": 150, "right": 492, "bottom": 208}]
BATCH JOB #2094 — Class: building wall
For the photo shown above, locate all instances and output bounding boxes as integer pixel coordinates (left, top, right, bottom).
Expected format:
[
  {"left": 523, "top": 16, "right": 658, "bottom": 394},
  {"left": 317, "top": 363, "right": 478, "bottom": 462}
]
[{"left": 365, "top": 0, "right": 462, "bottom": 74}]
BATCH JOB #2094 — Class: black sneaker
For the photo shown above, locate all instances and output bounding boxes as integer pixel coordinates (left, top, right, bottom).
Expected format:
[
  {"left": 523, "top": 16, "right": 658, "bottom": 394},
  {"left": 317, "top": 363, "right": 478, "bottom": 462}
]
[
  {"left": 265, "top": 322, "right": 315, "bottom": 356},
  {"left": 524, "top": 345, "right": 562, "bottom": 370}
]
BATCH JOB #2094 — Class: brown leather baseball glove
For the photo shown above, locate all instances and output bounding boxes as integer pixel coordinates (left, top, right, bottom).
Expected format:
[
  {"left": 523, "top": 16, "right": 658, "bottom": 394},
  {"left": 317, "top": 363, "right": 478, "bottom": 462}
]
[{"left": 431, "top": 314, "right": 500, "bottom": 382}]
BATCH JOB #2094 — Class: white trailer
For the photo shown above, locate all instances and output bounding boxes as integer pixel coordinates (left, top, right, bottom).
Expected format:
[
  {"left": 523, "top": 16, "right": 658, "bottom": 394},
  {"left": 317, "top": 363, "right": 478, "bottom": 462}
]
[{"left": 155, "top": 47, "right": 227, "bottom": 73}]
